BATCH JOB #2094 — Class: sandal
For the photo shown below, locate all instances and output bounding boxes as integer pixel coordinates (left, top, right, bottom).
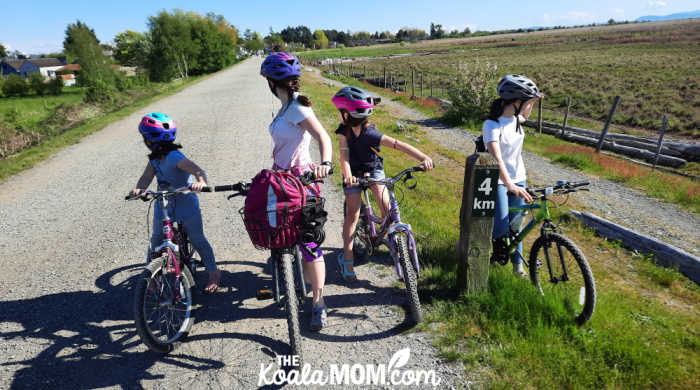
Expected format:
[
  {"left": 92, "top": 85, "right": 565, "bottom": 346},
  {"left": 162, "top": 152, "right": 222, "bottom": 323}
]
[
  {"left": 204, "top": 270, "right": 222, "bottom": 293},
  {"left": 337, "top": 253, "right": 357, "bottom": 281}
]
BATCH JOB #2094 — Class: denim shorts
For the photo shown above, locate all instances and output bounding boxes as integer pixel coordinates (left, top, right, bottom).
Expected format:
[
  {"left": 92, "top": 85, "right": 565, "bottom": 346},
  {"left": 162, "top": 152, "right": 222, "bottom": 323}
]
[{"left": 343, "top": 169, "right": 386, "bottom": 195}]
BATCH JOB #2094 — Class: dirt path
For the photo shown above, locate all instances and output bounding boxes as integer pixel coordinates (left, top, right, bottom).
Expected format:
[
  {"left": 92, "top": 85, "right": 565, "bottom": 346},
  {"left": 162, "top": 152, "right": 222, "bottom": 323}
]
[
  {"left": 314, "top": 70, "right": 699, "bottom": 257},
  {"left": 0, "top": 59, "right": 466, "bottom": 389}
]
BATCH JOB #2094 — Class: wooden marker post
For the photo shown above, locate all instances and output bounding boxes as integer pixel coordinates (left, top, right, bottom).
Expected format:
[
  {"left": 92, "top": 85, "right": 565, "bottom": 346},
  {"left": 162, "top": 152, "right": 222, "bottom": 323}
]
[
  {"left": 537, "top": 98, "right": 543, "bottom": 136},
  {"left": 456, "top": 153, "right": 499, "bottom": 293},
  {"left": 411, "top": 68, "right": 415, "bottom": 98},
  {"left": 420, "top": 73, "right": 424, "bottom": 97}
]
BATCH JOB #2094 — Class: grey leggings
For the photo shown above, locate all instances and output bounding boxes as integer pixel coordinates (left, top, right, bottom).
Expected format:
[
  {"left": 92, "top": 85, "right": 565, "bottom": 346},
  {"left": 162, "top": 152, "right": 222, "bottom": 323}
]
[{"left": 149, "top": 211, "right": 217, "bottom": 272}]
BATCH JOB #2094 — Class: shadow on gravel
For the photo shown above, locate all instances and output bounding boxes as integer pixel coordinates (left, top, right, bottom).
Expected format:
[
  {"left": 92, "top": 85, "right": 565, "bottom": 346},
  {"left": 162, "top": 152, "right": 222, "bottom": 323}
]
[{"left": 0, "top": 264, "right": 224, "bottom": 390}]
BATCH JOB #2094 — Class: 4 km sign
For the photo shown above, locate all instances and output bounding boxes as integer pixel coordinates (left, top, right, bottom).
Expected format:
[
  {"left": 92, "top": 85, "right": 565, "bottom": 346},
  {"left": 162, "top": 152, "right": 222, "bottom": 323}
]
[{"left": 471, "top": 168, "right": 499, "bottom": 217}]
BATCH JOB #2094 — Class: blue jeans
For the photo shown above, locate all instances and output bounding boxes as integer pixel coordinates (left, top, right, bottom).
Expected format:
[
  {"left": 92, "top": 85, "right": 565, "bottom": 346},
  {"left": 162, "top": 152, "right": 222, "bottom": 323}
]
[
  {"left": 150, "top": 209, "right": 217, "bottom": 272},
  {"left": 492, "top": 181, "right": 526, "bottom": 265}
]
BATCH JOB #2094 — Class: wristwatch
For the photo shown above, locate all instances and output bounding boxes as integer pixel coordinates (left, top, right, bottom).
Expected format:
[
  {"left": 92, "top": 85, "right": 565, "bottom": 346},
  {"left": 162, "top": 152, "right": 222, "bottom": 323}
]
[{"left": 320, "top": 161, "right": 334, "bottom": 174}]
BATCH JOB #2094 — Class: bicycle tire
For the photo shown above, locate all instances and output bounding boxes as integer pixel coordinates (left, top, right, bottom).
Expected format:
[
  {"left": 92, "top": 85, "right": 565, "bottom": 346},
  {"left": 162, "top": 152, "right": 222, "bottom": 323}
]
[
  {"left": 529, "top": 233, "right": 596, "bottom": 325},
  {"left": 281, "top": 252, "right": 304, "bottom": 365},
  {"left": 133, "top": 249, "right": 194, "bottom": 353},
  {"left": 395, "top": 233, "right": 423, "bottom": 324}
]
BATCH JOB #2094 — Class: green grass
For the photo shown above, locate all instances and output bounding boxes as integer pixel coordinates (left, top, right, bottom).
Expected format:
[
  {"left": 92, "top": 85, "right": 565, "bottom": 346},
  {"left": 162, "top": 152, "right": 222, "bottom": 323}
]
[
  {"left": 0, "top": 64, "right": 239, "bottom": 182},
  {"left": 302, "top": 20, "right": 700, "bottom": 137},
  {"left": 0, "top": 88, "right": 85, "bottom": 128},
  {"left": 301, "top": 70, "right": 700, "bottom": 389}
]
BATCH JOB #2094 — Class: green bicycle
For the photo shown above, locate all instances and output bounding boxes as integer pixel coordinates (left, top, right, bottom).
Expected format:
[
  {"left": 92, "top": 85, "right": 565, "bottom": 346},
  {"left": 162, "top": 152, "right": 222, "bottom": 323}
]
[{"left": 491, "top": 180, "right": 596, "bottom": 325}]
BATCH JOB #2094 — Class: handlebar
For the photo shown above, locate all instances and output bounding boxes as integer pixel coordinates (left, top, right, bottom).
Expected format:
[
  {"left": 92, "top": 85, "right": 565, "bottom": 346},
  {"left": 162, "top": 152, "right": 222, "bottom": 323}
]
[
  {"left": 526, "top": 180, "right": 590, "bottom": 199},
  {"left": 355, "top": 165, "right": 425, "bottom": 188}
]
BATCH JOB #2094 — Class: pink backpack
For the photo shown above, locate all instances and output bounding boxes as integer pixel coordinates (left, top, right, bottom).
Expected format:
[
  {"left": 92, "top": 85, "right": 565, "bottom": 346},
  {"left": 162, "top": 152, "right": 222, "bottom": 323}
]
[{"left": 242, "top": 170, "right": 307, "bottom": 249}]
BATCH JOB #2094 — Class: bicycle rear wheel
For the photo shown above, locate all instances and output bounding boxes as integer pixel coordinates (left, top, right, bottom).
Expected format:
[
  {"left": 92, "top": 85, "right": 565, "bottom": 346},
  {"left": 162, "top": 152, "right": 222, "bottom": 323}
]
[
  {"left": 395, "top": 233, "right": 422, "bottom": 324},
  {"left": 133, "top": 249, "right": 194, "bottom": 353},
  {"left": 280, "top": 252, "right": 304, "bottom": 365},
  {"left": 529, "top": 233, "right": 596, "bottom": 325}
]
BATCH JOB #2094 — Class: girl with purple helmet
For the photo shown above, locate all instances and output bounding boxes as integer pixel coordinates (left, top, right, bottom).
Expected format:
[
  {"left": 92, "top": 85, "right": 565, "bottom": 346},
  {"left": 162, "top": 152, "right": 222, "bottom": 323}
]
[
  {"left": 332, "top": 86, "right": 434, "bottom": 282},
  {"left": 260, "top": 52, "right": 333, "bottom": 331},
  {"left": 131, "top": 112, "right": 222, "bottom": 292},
  {"left": 482, "top": 75, "right": 543, "bottom": 277}
]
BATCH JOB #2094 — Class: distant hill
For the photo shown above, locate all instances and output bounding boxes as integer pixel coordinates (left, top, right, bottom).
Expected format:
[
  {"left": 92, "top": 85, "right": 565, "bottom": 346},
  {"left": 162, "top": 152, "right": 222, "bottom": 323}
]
[{"left": 636, "top": 10, "right": 700, "bottom": 22}]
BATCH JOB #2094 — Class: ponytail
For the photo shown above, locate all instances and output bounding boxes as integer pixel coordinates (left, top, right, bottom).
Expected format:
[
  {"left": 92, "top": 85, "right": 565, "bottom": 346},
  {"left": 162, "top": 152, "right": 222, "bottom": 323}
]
[
  {"left": 487, "top": 98, "right": 517, "bottom": 121},
  {"left": 339, "top": 109, "right": 369, "bottom": 139},
  {"left": 284, "top": 78, "right": 312, "bottom": 107}
]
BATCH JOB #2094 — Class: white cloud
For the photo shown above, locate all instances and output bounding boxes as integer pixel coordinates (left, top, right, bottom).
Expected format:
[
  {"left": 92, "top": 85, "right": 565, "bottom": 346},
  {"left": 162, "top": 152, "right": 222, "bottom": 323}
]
[
  {"left": 648, "top": 1, "right": 667, "bottom": 8},
  {"left": 612, "top": 8, "right": 626, "bottom": 18}
]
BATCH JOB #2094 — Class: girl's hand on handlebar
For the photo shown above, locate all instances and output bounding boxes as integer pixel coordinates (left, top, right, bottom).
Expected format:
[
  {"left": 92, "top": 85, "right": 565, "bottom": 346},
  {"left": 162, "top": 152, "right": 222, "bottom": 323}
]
[
  {"left": 314, "top": 164, "right": 331, "bottom": 179},
  {"left": 508, "top": 184, "right": 533, "bottom": 203},
  {"left": 421, "top": 157, "right": 434, "bottom": 171},
  {"left": 131, "top": 188, "right": 143, "bottom": 197},
  {"left": 343, "top": 175, "right": 357, "bottom": 186},
  {"left": 189, "top": 181, "right": 207, "bottom": 192}
]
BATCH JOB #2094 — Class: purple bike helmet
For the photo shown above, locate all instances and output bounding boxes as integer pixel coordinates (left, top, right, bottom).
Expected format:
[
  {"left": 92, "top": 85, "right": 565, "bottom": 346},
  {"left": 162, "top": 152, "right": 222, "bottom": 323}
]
[
  {"left": 138, "top": 113, "right": 177, "bottom": 142},
  {"left": 260, "top": 52, "right": 301, "bottom": 81}
]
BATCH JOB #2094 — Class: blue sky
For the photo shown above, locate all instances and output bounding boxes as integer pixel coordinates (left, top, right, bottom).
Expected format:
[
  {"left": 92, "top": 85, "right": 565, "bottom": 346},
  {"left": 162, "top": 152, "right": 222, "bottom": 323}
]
[{"left": 1, "top": 0, "right": 696, "bottom": 53}]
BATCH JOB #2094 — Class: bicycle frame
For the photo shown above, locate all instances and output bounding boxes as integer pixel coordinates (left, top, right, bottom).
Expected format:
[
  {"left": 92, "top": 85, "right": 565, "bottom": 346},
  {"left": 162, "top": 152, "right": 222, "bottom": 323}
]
[
  {"left": 505, "top": 198, "right": 551, "bottom": 260},
  {"left": 357, "top": 171, "right": 421, "bottom": 278}
]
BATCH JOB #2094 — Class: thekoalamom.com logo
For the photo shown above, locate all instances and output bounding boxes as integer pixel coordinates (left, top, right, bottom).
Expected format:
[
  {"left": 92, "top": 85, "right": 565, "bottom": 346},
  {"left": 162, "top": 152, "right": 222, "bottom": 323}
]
[{"left": 258, "top": 348, "right": 441, "bottom": 386}]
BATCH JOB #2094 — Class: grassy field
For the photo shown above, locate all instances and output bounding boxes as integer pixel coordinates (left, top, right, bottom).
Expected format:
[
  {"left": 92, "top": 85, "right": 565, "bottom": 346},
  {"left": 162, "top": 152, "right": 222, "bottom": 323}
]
[
  {"left": 301, "top": 70, "right": 700, "bottom": 389},
  {"left": 299, "top": 19, "right": 700, "bottom": 137},
  {"left": 321, "top": 72, "right": 700, "bottom": 214}
]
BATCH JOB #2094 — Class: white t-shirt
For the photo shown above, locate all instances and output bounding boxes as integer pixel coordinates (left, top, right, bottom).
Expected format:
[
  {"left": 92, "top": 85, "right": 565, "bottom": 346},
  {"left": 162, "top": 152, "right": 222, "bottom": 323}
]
[
  {"left": 482, "top": 115, "right": 526, "bottom": 185},
  {"left": 269, "top": 93, "right": 315, "bottom": 170}
]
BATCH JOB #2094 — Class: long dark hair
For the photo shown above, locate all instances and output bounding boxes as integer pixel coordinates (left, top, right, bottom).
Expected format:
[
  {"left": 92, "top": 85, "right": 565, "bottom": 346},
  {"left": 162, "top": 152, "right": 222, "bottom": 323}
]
[
  {"left": 270, "top": 77, "right": 312, "bottom": 108},
  {"left": 145, "top": 139, "right": 183, "bottom": 160},
  {"left": 338, "top": 109, "right": 370, "bottom": 139},
  {"left": 487, "top": 98, "right": 518, "bottom": 121}
]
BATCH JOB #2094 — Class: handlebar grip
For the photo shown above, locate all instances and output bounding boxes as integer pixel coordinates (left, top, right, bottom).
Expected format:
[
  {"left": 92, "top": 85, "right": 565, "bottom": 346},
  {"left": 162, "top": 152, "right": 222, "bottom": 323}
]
[
  {"left": 200, "top": 186, "right": 212, "bottom": 192},
  {"left": 214, "top": 184, "right": 239, "bottom": 192},
  {"left": 572, "top": 181, "right": 590, "bottom": 187}
]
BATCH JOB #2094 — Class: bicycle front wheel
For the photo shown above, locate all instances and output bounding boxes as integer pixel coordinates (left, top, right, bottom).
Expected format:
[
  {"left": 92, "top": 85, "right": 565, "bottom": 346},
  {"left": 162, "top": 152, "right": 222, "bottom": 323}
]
[
  {"left": 529, "top": 233, "right": 596, "bottom": 325},
  {"left": 395, "top": 233, "right": 422, "bottom": 324},
  {"left": 133, "top": 249, "right": 194, "bottom": 353},
  {"left": 281, "top": 252, "right": 303, "bottom": 365}
]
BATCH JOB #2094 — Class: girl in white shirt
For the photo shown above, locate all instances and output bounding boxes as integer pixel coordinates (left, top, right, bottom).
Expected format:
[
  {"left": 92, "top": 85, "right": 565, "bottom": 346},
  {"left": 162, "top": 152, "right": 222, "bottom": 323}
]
[
  {"left": 482, "top": 75, "right": 543, "bottom": 276},
  {"left": 261, "top": 52, "right": 333, "bottom": 331}
]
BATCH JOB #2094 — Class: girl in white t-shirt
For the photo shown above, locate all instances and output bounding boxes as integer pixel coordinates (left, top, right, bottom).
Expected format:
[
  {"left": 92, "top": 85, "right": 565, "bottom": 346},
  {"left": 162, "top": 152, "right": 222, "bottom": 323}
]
[
  {"left": 261, "top": 52, "right": 333, "bottom": 331},
  {"left": 482, "top": 75, "right": 543, "bottom": 276}
]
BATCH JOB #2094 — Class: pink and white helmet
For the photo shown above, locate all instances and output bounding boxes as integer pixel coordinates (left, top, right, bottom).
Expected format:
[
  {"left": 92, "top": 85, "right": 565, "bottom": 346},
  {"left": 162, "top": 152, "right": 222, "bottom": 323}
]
[{"left": 331, "top": 86, "right": 379, "bottom": 118}]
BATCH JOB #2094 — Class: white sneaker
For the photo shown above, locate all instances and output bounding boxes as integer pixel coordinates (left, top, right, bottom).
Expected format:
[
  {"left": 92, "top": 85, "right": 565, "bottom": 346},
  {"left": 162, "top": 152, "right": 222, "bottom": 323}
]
[{"left": 513, "top": 263, "right": 528, "bottom": 278}]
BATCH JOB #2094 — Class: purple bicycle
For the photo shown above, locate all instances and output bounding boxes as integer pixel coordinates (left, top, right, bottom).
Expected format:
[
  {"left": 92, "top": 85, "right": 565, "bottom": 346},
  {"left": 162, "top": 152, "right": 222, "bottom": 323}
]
[{"left": 350, "top": 165, "right": 425, "bottom": 324}]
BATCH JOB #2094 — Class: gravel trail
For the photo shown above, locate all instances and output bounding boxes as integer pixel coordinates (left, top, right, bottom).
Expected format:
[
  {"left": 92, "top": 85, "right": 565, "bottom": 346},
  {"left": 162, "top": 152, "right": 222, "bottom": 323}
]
[
  {"left": 0, "top": 59, "right": 466, "bottom": 389},
  {"left": 317, "top": 73, "right": 698, "bottom": 257}
]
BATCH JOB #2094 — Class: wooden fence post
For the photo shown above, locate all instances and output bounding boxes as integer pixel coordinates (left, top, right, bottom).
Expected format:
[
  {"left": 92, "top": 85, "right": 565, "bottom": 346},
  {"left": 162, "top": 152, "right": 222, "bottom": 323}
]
[
  {"left": 653, "top": 116, "right": 668, "bottom": 170},
  {"left": 363, "top": 65, "right": 366, "bottom": 79},
  {"left": 383, "top": 66, "right": 387, "bottom": 88},
  {"left": 430, "top": 77, "right": 433, "bottom": 97},
  {"left": 411, "top": 68, "right": 415, "bottom": 98},
  {"left": 538, "top": 98, "right": 543, "bottom": 136},
  {"left": 561, "top": 96, "right": 571, "bottom": 137},
  {"left": 456, "top": 152, "right": 499, "bottom": 293},
  {"left": 420, "top": 73, "right": 424, "bottom": 97},
  {"left": 596, "top": 96, "right": 621, "bottom": 153}
]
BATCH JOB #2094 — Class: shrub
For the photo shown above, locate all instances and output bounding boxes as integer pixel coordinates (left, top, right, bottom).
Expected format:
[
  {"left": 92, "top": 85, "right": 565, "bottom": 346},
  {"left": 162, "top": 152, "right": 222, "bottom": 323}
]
[
  {"left": 114, "top": 71, "right": 133, "bottom": 92},
  {"left": 85, "top": 79, "right": 116, "bottom": 103},
  {"left": 444, "top": 60, "right": 500, "bottom": 126},
  {"left": 29, "top": 73, "right": 47, "bottom": 96},
  {"left": 2, "top": 74, "right": 29, "bottom": 96},
  {"left": 47, "top": 77, "right": 64, "bottom": 95}
]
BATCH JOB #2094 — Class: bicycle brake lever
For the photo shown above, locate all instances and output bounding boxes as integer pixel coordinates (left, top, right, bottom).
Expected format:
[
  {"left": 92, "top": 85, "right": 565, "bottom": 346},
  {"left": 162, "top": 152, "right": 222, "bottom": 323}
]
[{"left": 403, "top": 173, "right": 417, "bottom": 190}]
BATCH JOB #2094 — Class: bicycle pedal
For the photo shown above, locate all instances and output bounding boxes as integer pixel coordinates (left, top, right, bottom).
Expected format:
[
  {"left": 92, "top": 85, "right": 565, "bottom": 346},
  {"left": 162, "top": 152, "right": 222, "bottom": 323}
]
[{"left": 256, "top": 289, "right": 273, "bottom": 300}]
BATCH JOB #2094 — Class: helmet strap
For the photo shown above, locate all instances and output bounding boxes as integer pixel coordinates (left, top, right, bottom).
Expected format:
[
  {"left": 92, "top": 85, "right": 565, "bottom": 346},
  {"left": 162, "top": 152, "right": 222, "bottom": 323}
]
[{"left": 513, "top": 101, "right": 524, "bottom": 134}]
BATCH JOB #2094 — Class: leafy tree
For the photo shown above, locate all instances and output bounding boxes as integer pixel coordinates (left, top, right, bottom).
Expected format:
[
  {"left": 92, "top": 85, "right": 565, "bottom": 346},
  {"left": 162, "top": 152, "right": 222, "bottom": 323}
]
[
  {"left": 28, "top": 73, "right": 46, "bottom": 96},
  {"left": 2, "top": 74, "right": 29, "bottom": 96},
  {"left": 429, "top": 23, "right": 445, "bottom": 39},
  {"left": 63, "top": 20, "right": 99, "bottom": 61},
  {"left": 65, "top": 21, "right": 116, "bottom": 102},
  {"left": 312, "top": 30, "right": 328, "bottom": 49},
  {"left": 323, "top": 29, "right": 338, "bottom": 43},
  {"left": 0, "top": 43, "right": 7, "bottom": 58},
  {"left": 265, "top": 30, "right": 285, "bottom": 50},
  {"left": 608, "top": 18, "right": 615, "bottom": 25},
  {"left": 280, "top": 25, "right": 313, "bottom": 47},
  {"left": 336, "top": 31, "right": 348, "bottom": 45},
  {"left": 114, "top": 30, "right": 151, "bottom": 67},
  {"left": 396, "top": 28, "right": 427, "bottom": 42},
  {"left": 244, "top": 31, "right": 265, "bottom": 52},
  {"left": 462, "top": 26, "right": 471, "bottom": 36}
]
